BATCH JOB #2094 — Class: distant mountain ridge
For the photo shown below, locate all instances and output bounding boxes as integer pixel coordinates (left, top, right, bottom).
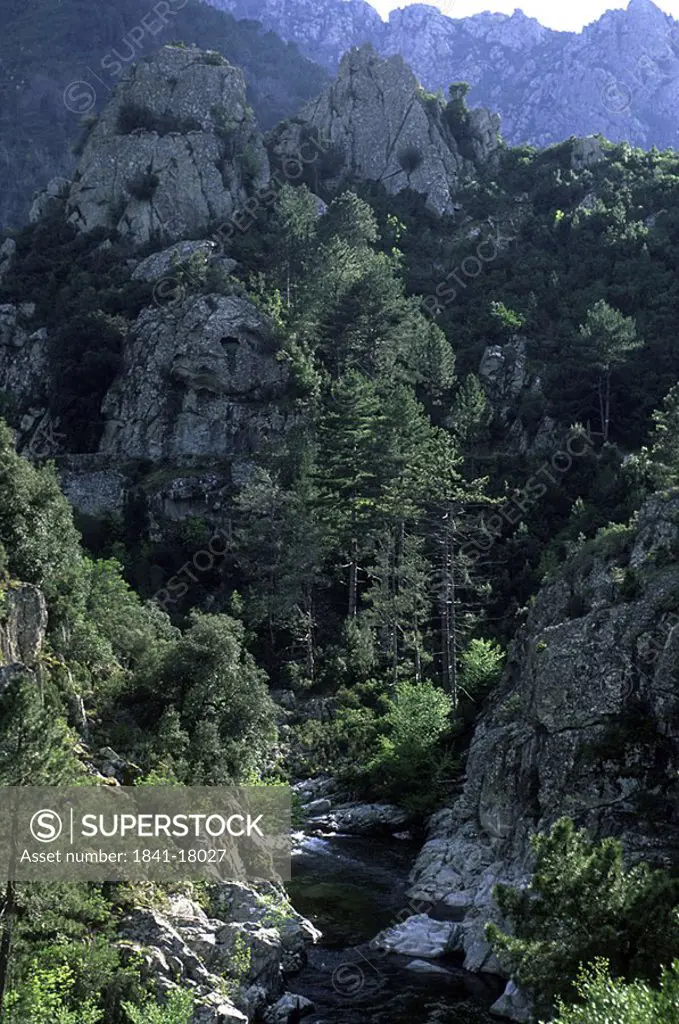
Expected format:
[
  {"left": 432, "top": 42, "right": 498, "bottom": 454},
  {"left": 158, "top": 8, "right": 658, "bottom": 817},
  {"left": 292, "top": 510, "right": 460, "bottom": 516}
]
[{"left": 207, "top": 0, "right": 679, "bottom": 150}]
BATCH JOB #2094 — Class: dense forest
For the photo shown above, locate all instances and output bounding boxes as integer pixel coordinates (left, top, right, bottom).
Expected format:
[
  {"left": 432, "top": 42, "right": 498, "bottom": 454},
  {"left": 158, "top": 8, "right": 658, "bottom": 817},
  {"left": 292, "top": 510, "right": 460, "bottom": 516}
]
[{"left": 3, "top": 37, "right": 679, "bottom": 1024}]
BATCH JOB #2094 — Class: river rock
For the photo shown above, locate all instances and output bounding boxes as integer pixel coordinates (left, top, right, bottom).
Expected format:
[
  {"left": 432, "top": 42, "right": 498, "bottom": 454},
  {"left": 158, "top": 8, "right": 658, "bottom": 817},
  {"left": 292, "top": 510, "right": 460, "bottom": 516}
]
[
  {"left": 311, "top": 802, "right": 414, "bottom": 836},
  {"left": 264, "top": 992, "right": 314, "bottom": 1022},
  {"left": 373, "top": 914, "right": 462, "bottom": 957},
  {"left": 293, "top": 777, "right": 338, "bottom": 802},
  {"left": 304, "top": 798, "right": 332, "bottom": 816},
  {"left": 404, "top": 959, "right": 453, "bottom": 976}
]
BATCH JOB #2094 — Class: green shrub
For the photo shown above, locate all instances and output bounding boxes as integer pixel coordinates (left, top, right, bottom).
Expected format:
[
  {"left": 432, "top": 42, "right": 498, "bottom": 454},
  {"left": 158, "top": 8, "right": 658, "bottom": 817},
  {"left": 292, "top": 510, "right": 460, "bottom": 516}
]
[
  {"left": 5, "top": 964, "right": 103, "bottom": 1024},
  {"left": 487, "top": 817, "right": 679, "bottom": 1018},
  {"left": 459, "top": 638, "right": 505, "bottom": 698},
  {"left": 123, "top": 989, "right": 193, "bottom": 1024},
  {"left": 549, "top": 959, "right": 679, "bottom": 1024},
  {"left": 367, "top": 680, "right": 458, "bottom": 813}
]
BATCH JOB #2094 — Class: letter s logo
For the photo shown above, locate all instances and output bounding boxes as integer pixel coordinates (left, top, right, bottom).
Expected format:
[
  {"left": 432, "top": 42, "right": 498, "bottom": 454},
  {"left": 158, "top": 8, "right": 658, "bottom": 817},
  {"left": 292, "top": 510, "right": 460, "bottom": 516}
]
[{"left": 30, "top": 809, "right": 63, "bottom": 843}]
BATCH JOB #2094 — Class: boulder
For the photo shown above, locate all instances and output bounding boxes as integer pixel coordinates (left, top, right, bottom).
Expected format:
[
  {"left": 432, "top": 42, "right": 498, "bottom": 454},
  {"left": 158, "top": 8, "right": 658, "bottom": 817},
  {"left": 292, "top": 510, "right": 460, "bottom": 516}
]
[
  {"left": 373, "top": 914, "right": 462, "bottom": 957},
  {"left": 264, "top": 992, "right": 314, "bottom": 1023},
  {"left": 490, "top": 980, "right": 532, "bottom": 1022},
  {"left": 311, "top": 802, "right": 413, "bottom": 836},
  {"left": 29, "top": 176, "right": 71, "bottom": 223},
  {"left": 570, "top": 136, "right": 606, "bottom": 171},
  {"left": 304, "top": 798, "right": 332, "bottom": 816}
]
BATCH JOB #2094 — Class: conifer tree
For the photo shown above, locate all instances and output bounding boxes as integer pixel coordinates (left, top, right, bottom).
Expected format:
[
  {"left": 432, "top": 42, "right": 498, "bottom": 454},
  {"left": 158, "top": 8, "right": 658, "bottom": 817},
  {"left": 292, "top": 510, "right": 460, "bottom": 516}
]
[{"left": 576, "top": 300, "right": 642, "bottom": 441}]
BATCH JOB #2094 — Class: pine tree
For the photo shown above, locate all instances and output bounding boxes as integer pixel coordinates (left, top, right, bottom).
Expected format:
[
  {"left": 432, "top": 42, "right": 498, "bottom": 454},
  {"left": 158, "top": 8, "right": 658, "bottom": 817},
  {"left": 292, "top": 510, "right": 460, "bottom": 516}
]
[
  {"left": 649, "top": 381, "right": 679, "bottom": 485},
  {"left": 576, "top": 300, "right": 642, "bottom": 441},
  {"left": 233, "top": 453, "right": 322, "bottom": 680},
  {"left": 271, "top": 184, "right": 319, "bottom": 310},
  {"left": 315, "top": 371, "right": 387, "bottom": 619}
]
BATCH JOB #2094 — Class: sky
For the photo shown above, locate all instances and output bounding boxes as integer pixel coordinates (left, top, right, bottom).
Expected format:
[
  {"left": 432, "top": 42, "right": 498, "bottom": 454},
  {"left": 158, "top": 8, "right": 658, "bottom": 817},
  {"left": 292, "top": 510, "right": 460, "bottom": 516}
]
[{"left": 367, "top": 0, "right": 679, "bottom": 32}]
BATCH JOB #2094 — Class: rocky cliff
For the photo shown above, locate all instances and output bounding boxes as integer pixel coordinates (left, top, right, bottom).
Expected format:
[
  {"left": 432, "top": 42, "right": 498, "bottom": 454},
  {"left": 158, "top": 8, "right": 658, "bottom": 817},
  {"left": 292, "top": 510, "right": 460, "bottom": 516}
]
[
  {"left": 378, "top": 489, "right": 679, "bottom": 1018},
  {"left": 0, "top": 582, "right": 48, "bottom": 694},
  {"left": 0, "top": 0, "right": 327, "bottom": 232},
  {"left": 272, "top": 44, "right": 500, "bottom": 216},
  {"left": 65, "top": 45, "right": 268, "bottom": 248},
  {"left": 99, "top": 294, "right": 288, "bottom": 461},
  {"left": 211, "top": 0, "right": 679, "bottom": 151},
  {"left": 0, "top": 41, "right": 506, "bottom": 532}
]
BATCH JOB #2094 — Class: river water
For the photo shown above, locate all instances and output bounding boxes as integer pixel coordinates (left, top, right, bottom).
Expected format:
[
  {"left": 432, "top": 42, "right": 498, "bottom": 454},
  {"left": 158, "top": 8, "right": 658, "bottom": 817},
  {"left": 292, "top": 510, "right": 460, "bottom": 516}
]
[{"left": 285, "top": 834, "right": 505, "bottom": 1024}]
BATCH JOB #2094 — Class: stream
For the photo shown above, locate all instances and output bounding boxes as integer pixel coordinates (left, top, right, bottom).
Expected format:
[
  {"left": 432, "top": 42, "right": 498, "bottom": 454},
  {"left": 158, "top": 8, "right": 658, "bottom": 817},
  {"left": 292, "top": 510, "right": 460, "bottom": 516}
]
[{"left": 285, "top": 834, "right": 505, "bottom": 1023}]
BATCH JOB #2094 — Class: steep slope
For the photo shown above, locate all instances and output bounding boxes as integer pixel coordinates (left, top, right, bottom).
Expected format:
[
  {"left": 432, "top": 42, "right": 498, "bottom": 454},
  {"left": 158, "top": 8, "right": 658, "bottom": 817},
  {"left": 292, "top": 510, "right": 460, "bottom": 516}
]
[
  {"left": 0, "top": 0, "right": 327, "bottom": 231},
  {"left": 398, "top": 490, "right": 679, "bottom": 1015},
  {"left": 210, "top": 0, "right": 679, "bottom": 151}
]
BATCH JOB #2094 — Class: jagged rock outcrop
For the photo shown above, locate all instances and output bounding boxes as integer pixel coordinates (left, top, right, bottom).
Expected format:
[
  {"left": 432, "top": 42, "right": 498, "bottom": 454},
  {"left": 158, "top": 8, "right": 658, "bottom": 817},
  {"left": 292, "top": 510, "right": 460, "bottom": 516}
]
[
  {"left": 0, "top": 583, "right": 48, "bottom": 669},
  {"left": 211, "top": 0, "right": 384, "bottom": 71},
  {"left": 66, "top": 46, "right": 269, "bottom": 247},
  {"left": 273, "top": 45, "right": 500, "bottom": 216},
  {"left": 131, "top": 240, "right": 238, "bottom": 284},
  {"left": 0, "top": 582, "right": 48, "bottom": 695},
  {"left": 213, "top": 0, "right": 679, "bottom": 150},
  {"left": 383, "top": 489, "right": 679, "bottom": 1018},
  {"left": 121, "top": 888, "right": 319, "bottom": 1023},
  {"left": 0, "top": 304, "right": 48, "bottom": 408},
  {"left": 99, "top": 293, "right": 289, "bottom": 462},
  {"left": 0, "top": 239, "right": 15, "bottom": 284}
]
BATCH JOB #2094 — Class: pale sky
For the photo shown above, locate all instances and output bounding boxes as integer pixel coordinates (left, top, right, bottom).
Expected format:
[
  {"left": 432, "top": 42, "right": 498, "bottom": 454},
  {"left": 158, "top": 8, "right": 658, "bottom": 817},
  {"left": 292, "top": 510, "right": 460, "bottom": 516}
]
[{"left": 367, "top": 0, "right": 679, "bottom": 32}]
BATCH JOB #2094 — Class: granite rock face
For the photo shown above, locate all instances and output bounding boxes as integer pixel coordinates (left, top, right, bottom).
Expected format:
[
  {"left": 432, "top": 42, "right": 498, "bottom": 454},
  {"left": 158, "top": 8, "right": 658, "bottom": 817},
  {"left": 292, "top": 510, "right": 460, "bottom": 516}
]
[
  {"left": 383, "top": 490, "right": 679, "bottom": 1016},
  {"left": 0, "top": 305, "right": 49, "bottom": 408},
  {"left": 0, "top": 583, "right": 48, "bottom": 697},
  {"left": 273, "top": 45, "right": 500, "bottom": 216},
  {"left": 99, "top": 294, "right": 289, "bottom": 462},
  {"left": 0, "top": 584, "right": 48, "bottom": 669},
  {"left": 213, "top": 0, "right": 679, "bottom": 150},
  {"left": 66, "top": 46, "right": 269, "bottom": 247},
  {"left": 121, "top": 888, "right": 319, "bottom": 1024}
]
